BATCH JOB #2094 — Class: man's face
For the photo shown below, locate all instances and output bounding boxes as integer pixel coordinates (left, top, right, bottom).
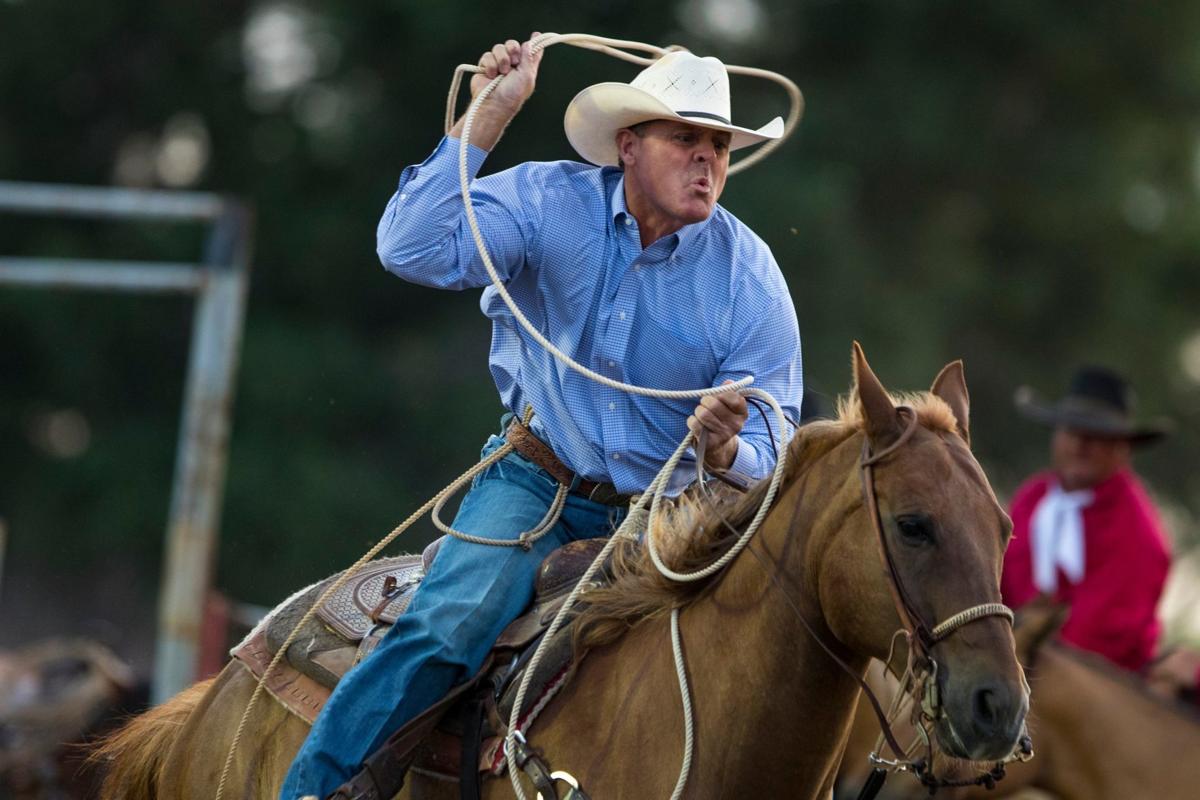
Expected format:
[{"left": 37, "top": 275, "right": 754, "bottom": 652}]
[
  {"left": 617, "top": 120, "right": 731, "bottom": 226},
  {"left": 1051, "top": 427, "right": 1131, "bottom": 490}
]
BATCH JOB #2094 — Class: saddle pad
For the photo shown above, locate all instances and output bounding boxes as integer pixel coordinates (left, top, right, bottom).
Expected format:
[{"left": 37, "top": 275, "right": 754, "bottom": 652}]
[{"left": 315, "top": 554, "right": 425, "bottom": 641}]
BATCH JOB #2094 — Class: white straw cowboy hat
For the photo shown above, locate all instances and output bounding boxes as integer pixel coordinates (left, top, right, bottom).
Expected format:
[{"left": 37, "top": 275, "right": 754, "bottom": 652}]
[{"left": 564, "top": 51, "right": 784, "bottom": 167}]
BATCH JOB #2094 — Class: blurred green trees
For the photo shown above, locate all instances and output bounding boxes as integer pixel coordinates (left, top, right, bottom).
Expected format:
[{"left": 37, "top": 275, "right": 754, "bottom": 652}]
[{"left": 1, "top": 0, "right": 1198, "bottom": 615}]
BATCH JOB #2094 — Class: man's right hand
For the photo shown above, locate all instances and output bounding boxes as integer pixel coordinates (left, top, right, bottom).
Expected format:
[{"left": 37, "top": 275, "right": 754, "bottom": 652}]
[
  {"left": 470, "top": 33, "right": 543, "bottom": 111},
  {"left": 450, "top": 33, "right": 544, "bottom": 150}
]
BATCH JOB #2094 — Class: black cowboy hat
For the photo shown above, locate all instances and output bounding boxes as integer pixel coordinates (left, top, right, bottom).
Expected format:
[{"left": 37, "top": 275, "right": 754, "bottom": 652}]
[{"left": 1014, "top": 365, "right": 1172, "bottom": 446}]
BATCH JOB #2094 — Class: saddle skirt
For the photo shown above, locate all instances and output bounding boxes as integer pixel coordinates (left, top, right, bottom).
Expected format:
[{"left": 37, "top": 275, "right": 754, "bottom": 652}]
[{"left": 231, "top": 536, "right": 609, "bottom": 782}]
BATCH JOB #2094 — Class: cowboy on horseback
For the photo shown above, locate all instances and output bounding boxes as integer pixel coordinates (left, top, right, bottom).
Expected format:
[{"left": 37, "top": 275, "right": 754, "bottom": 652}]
[
  {"left": 281, "top": 33, "right": 803, "bottom": 800},
  {"left": 1002, "top": 366, "right": 1173, "bottom": 674}
]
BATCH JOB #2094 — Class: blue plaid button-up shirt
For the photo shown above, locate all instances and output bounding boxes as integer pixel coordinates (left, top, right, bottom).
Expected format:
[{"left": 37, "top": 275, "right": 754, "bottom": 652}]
[{"left": 377, "top": 136, "right": 802, "bottom": 494}]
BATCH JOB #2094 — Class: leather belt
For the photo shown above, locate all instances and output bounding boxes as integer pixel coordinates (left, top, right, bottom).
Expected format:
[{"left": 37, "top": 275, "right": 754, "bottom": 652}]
[{"left": 505, "top": 420, "right": 632, "bottom": 507}]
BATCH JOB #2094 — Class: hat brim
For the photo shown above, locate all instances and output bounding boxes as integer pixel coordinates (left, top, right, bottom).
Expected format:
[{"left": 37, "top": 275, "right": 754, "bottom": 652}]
[
  {"left": 564, "top": 82, "right": 784, "bottom": 168},
  {"left": 1014, "top": 390, "right": 1171, "bottom": 446}
]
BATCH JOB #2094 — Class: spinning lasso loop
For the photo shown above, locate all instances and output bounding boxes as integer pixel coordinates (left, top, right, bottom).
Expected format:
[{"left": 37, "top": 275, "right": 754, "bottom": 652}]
[
  {"left": 445, "top": 32, "right": 805, "bottom": 178},
  {"left": 216, "top": 34, "right": 801, "bottom": 800}
]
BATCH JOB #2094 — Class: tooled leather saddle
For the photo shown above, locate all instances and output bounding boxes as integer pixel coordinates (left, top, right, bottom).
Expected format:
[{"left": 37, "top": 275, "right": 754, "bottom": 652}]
[{"left": 232, "top": 535, "right": 610, "bottom": 799}]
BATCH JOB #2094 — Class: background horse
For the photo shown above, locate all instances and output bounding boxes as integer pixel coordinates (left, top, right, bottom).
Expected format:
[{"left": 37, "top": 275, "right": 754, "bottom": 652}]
[
  {"left": 0, "top": 638, "right": 140, "bottom": 799},
  {"left": 836, "top": 601, "right": 1200, "bottom": 799},
  {"left": 95, "top": 346, "right": 1028, "bottom": 799}
]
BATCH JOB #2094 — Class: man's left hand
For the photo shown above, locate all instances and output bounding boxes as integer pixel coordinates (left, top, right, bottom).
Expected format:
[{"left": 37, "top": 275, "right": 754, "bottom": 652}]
[{"left": 687, "top": 381, "right": 748, "bottom": 471}]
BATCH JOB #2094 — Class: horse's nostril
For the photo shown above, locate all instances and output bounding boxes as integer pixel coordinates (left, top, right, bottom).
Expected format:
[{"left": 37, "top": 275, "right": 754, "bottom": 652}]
[{"left": 973, "top": 686, "right": 999, "bottom": 728}]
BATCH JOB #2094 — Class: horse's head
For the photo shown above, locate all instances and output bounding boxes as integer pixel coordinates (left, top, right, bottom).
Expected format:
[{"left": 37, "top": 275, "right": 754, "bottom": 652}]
[{"left": 816, "top": 344, "right": 1028, "bottom": 763}]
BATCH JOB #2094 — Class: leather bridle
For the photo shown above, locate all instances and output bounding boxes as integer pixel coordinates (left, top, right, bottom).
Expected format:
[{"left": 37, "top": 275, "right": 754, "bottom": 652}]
[
  {"left": 854, "top": 405, "right": 1030, "bottom": 795},
  {"left": 518, "top": 405, "right": 1032, "bottom": 800},
  {"left": 860, "top": 406, "right": 1014, "bottom": 676},
  {"left": 732, "top": 405, "right": 1028, "bottom": 796}
]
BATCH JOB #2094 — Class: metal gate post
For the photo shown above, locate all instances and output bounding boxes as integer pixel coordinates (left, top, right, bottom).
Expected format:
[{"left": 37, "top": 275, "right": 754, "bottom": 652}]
[
  {"left": 0, "top": 181, "right": 254, "bottom": 704},
  {"left": 153, "top": 204, "right": 252, "bottom": 702}
]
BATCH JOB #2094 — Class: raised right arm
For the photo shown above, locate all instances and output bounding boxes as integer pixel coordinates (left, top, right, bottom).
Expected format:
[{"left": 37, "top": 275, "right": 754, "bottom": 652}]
[{"left": 376, "top": 35, "right": 544, "bottom": 291}]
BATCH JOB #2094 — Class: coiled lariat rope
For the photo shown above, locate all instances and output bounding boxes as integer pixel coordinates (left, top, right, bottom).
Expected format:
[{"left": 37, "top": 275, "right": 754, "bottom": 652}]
[{"left": 216, "top": 33, "right": 801, "bottom": 800}]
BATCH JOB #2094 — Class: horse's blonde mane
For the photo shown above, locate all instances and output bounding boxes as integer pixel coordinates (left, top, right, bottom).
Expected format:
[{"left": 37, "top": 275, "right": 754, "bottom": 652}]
[{"left": 575, "top": 390, "right": 960, "bottom": 648}]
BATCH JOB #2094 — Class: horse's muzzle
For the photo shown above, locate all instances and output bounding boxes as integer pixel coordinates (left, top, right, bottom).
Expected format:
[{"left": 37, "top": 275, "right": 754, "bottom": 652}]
[{"left": 938, "top": 677, "right": 1029, "bottom": 762}]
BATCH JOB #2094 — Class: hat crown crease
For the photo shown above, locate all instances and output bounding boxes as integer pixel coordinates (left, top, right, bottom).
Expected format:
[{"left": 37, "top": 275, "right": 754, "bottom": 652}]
[{"left": 631, "top": 55, "right": 732, "bottom": 124}]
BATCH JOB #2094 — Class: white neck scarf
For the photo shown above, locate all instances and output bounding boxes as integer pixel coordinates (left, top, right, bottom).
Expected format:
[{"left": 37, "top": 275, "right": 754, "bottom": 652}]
[{"left": 1030, "top": 482, "right": 1094, "bottom": 593}]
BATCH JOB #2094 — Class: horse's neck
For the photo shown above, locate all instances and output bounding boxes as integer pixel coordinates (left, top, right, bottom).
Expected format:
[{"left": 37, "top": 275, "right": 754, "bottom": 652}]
[
  {"left": 518, "top": 431, "right": 868, "bottom": 799},
  {"left": 677, "top": 442, "right": 869, "bottom": 795},
  {"left": 1035, "top": 646, "right": 1200, "bottom": 798}
]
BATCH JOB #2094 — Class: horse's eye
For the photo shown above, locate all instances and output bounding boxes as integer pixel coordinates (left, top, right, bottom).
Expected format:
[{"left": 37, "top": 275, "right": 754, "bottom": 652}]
[{"left": 894, "top": 514, "right": 935, "bottom": 546}]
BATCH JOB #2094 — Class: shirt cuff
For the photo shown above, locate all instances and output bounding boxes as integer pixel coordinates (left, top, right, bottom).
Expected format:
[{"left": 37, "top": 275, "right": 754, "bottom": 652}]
[
  {"left": 725, "top": 436, "right": 760, "bottom": 482},
  {"left": 401, "top": 135, "right": 488, "bottom": 190},
  {"left": 438, "top": 134, "right": 489, "bottom": 178}
]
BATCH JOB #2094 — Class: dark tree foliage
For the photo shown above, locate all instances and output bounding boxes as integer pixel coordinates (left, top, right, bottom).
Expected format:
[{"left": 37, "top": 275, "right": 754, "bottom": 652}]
[{"left": 1, "top": 1, "right": 1198, "bottom": 634}]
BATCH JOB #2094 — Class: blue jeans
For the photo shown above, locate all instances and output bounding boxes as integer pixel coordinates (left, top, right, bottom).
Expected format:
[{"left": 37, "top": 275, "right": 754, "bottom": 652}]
[{"left": 280, "top": 434, "right": 625, "bottom": 799}]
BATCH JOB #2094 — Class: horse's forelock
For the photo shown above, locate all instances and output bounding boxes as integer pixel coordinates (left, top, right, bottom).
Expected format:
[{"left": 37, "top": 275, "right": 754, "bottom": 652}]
[{"left": 835, "top": 390, "right": 961, "bottom": 437}]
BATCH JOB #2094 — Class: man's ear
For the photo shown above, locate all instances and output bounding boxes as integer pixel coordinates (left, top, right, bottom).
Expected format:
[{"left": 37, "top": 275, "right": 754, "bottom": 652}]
[{"left": 615, "top": 128, "right": 637, "bottom": 168}]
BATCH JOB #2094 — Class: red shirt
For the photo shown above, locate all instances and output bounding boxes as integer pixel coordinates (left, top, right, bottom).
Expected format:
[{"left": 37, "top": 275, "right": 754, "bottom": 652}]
[{"left": 1001, "top": 469, "right": 1171, "bottom": 672}]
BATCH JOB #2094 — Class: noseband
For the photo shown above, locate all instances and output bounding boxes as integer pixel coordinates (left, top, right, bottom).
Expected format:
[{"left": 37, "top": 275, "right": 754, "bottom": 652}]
[{"left": 856, "top": 406, "right": 1030, "bottom": 796}]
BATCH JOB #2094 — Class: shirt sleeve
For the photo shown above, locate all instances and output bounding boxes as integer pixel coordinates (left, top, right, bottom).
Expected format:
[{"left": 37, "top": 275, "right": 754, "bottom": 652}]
[
  {"left": 717, "top": 284, "right": 803, "bottom": 482},
  {"left": 376, "top": 136, "right": 542, "bottom": 290}
]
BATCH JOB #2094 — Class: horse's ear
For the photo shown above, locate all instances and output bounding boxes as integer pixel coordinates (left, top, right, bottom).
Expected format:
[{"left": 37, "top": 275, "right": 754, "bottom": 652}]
[
  {"left": 1013, "top": 596, "right": 1069, "bottom": 665},
  {"left": 930, "top": 360, "right": 970, "bottom": 445},
  {"left": 852, "top": 342, "right": 903, "bottom": 447}
]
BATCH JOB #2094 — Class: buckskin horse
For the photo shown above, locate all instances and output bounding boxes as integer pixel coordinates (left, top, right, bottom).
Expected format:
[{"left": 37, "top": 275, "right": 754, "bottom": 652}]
[
  {"left": 95, "top": 346, "right": 1029, "bottom": 799},
  {"left": 836, "top": 601, "right": 1200, "bottom": 800}
]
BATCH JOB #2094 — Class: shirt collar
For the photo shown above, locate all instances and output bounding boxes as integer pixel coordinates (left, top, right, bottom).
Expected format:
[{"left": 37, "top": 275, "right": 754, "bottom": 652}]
[{"left": 607, "top": 170, "right": 707, "bottom": 257}]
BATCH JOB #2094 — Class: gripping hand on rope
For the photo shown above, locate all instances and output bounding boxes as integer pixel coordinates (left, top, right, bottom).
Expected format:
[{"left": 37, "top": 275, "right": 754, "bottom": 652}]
[
  {"left": 687, "top": 379, "right": 749, "bottom": 471},
  {"left": 449, "top": 33, "right": 544, "bottom": 151}
]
